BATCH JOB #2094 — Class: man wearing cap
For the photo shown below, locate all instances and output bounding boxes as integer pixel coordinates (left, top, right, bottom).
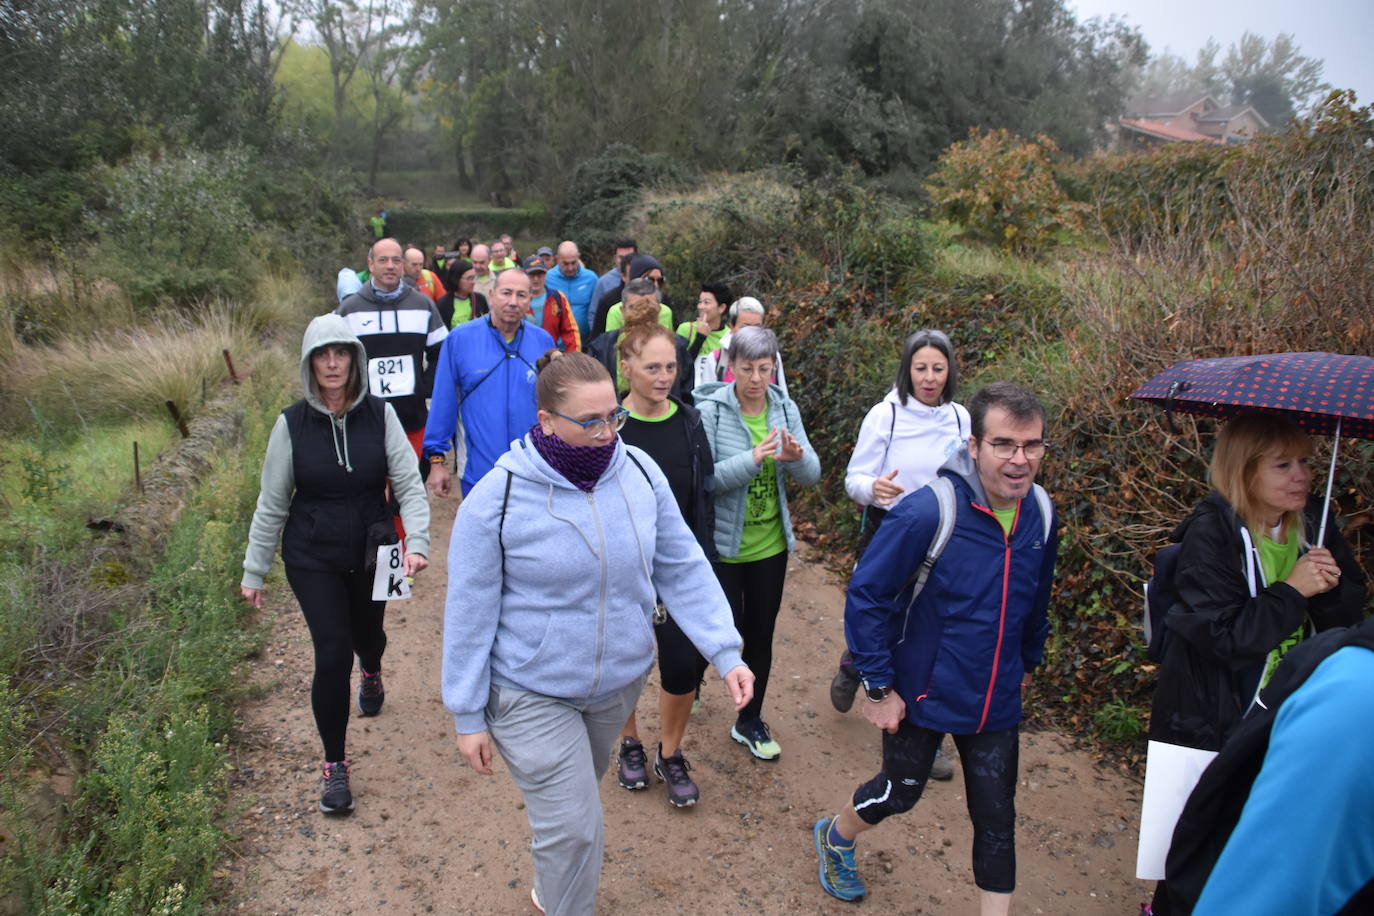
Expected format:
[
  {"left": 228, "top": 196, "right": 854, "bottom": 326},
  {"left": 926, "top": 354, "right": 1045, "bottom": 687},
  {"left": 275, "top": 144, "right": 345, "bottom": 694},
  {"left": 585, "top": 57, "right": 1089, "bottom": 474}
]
[
  {"left": 545, "top": 240, "right": 600, "bottom": 340},
  {"left": 523, "top": 255, "right": 580, "bottom": 352},
  {"left": 590, "top": 237, "right": 637, "bottom": 317},
  {"left": 536, "top": 246, "right": 555, "bottom": 270}
]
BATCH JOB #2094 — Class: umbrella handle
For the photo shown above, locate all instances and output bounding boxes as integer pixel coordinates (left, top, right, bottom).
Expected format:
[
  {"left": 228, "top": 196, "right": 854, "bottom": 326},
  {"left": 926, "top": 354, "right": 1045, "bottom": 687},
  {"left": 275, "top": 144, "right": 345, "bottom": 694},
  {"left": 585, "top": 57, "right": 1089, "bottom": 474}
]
[{"left": 1317, "top": 418, "right": 1341, "bottom": 547}]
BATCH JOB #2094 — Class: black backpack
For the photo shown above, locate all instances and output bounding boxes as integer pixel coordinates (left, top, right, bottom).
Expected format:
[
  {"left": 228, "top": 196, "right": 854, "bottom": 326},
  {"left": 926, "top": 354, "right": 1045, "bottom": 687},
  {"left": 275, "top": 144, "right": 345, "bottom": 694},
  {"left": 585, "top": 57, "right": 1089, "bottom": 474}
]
[
  {"left": 1143, "top": 542, "right": 1182, "bottom": 662},
  {"left": 1163, "top": 617, "right": 1374, "bottom": 913}
]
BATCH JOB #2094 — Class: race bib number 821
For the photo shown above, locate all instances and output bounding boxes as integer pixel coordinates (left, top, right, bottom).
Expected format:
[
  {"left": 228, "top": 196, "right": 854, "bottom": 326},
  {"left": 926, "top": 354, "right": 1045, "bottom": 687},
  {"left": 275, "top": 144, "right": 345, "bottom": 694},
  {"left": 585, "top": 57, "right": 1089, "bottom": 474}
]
[{"left": 368, "top": 355, "right": 415, "bottom": 398}]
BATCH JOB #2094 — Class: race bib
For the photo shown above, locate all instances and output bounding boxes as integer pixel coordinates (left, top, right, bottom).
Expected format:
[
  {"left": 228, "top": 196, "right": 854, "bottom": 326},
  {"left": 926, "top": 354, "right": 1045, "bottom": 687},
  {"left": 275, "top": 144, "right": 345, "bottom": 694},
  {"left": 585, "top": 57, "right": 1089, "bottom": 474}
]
[
  {"left": 371, "top": 543, "right": 412, "bottom": 601},
  {"left": 367, "top": 355, "right": 415, "bottom": 398}
]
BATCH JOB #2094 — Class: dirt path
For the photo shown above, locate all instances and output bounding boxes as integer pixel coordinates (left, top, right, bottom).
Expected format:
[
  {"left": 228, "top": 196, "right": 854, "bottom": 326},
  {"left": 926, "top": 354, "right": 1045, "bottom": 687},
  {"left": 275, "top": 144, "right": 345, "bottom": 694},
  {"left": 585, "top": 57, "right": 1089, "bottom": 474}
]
[{"left": 224, "top": 497, "right": 1152, "bottom": 914}]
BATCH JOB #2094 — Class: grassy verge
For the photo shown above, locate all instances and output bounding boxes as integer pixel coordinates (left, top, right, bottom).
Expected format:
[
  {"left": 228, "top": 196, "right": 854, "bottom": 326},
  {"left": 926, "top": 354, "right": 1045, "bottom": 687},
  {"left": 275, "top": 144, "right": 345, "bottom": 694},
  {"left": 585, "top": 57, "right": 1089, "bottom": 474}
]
[{"left": 0, "top": 361, "right": 293, "bottom": 913}]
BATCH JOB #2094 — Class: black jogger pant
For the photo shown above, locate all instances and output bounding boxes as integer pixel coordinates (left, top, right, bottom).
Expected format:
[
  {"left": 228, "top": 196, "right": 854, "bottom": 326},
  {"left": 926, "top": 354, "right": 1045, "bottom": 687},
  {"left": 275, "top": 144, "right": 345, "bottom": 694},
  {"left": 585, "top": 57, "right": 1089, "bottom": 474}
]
[
  {"left": 285, "top": 565, "right": 387, "bottom": 762},
  {"left": 712, "top": 550, "right": 789, "bottom": 723}
]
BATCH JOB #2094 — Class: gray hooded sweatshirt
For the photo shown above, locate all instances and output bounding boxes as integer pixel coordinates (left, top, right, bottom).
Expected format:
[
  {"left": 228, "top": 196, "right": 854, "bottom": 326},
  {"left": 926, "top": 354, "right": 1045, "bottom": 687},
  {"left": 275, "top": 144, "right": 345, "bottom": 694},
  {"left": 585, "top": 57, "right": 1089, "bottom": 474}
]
[{"left": 241, "top": 313, "right": 430, "bottom": 589}]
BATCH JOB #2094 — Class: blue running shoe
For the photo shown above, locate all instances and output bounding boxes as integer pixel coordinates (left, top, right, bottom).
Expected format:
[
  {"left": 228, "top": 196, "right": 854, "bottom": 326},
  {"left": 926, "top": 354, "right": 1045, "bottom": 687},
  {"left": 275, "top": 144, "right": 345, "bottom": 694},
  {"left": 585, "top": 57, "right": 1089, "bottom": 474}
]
[{"left": 813, "top": 816, "right": 866, "bottom": 902}]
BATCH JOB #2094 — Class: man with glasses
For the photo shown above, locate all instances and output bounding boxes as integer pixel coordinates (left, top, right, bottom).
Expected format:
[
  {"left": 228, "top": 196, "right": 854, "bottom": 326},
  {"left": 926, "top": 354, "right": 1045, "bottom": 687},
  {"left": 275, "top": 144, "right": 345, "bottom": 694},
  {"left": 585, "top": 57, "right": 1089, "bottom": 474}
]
[
  {"left": 423, "top": 269, "right": 555, "bottom": 498},
  {"left": 811, "top": 381, "right": 1058, "bottom": 914}
]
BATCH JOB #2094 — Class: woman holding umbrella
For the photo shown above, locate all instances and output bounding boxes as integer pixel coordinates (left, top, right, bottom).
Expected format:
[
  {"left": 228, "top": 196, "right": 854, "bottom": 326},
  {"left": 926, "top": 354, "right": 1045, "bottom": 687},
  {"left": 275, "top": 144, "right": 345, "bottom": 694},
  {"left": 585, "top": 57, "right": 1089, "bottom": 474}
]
[{"left": 1145, "top": 411, "right": 1366, "bottom": 913}]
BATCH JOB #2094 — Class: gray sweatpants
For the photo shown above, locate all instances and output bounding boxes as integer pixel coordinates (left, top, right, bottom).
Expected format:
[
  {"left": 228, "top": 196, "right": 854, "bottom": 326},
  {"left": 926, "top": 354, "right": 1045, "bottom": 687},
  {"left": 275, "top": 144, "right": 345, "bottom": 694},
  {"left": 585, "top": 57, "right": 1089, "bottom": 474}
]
[{"left": 487, "top": 673, "right": 648, "bottom": 916}]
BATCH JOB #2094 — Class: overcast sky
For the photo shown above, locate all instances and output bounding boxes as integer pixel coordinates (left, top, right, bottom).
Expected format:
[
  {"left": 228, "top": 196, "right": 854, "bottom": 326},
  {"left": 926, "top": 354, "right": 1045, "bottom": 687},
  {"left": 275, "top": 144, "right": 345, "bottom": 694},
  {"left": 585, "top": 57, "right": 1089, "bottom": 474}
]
[{"left": 1069, "top": 0, "right": 1373, "bottom": 105}]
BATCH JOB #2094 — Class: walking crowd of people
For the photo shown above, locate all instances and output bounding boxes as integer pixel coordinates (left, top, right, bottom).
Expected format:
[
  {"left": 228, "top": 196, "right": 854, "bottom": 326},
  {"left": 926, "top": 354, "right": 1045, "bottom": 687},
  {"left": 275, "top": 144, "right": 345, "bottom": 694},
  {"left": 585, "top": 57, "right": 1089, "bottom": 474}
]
[{"left": 241, "top": 229, "right": 1373, "bottom": 915}]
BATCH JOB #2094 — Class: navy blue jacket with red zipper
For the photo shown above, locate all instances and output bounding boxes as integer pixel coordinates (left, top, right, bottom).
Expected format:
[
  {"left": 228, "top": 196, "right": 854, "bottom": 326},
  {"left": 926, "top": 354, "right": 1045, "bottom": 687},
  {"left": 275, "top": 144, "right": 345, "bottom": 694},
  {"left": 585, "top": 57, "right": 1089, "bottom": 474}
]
[{"left": 845, "top": 447, "right": 1058, "bottom": 734}]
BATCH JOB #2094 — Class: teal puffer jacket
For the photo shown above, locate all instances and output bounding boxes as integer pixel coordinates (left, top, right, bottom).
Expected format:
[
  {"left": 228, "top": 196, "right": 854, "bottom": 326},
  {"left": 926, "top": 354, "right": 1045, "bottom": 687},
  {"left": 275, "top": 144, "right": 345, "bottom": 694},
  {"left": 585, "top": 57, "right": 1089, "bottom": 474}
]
[{"left": 693, "top": 381, "right": 821, "bottom": 559}]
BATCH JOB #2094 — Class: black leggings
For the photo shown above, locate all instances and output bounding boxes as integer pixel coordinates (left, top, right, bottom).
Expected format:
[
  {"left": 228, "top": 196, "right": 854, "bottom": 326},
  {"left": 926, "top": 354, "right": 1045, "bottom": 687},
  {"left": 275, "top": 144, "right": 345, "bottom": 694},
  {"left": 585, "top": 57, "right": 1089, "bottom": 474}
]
[
  {"left": 852, "top": 721, "right": 1019, "bottom": 893},
  {"left": 285, "top": 565, "right": 387, "bottom": 762},
  {"left": 656, "top": 611, "right": 709, "bottom": 695},
  {"left": 712, "top": 550, "right": 789, "bottom": 722}
]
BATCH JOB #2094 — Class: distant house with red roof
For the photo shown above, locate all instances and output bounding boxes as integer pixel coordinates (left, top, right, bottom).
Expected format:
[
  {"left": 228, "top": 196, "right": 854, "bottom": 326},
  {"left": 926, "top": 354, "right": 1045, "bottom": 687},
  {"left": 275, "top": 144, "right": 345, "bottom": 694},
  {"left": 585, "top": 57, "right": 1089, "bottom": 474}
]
[{"left": 1117, "top": 93, "right": 1269, "bottom": 150}]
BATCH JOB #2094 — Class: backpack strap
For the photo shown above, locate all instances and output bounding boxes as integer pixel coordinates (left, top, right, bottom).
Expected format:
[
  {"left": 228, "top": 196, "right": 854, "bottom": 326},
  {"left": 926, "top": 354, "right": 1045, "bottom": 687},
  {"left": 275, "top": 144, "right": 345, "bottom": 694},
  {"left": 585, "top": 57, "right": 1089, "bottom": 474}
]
[
  {"left": 624, "top": 449, "right": 653, "bottom": 487},
  {"left": 1032, "top": 483, "right": 1053, "bottom": 543},
  {"left": 899, "top": 476, "right": 958, "bottom": 599},
  {"left": 498, "top": 469, "right": 514, "bottom": 577}
]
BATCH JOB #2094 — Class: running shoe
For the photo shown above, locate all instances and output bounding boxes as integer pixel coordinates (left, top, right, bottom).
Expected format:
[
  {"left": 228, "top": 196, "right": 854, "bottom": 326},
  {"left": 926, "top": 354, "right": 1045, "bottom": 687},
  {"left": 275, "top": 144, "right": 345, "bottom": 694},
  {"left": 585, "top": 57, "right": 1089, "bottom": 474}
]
[
  {"left": 730, "top": 717, "right": 781, "bottom": 760},
  {"left": 829, "top": 659, "right": 861, "bottom": 713},
  {"left": 617, "top": 737, "right": 648, "bottom": 790},
  {"left": 654, "top": 746, "right": 699, "bottom": 807},
  {"left": 531, "top": 887, "right": 544, "bottom": 913},
  {"left": 930, "top": 746, "right": 955, "bottom": 781},
  {"left": 357, "top": 669, "right": 384, "bottom": 717},
  {"left": 813, "top": 816, "right": 866, "bottom": 902},
  {"left": 319, "top": 760, "right": 355, "bottom": 815}
]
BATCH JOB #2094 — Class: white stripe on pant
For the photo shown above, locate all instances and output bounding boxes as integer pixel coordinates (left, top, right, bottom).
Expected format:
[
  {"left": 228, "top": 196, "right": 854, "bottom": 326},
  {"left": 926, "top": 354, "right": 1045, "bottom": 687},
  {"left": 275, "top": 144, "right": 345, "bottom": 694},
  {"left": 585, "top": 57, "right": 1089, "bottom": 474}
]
[{"left": 486, "top": 672, "right": 648, "bottom": 916}]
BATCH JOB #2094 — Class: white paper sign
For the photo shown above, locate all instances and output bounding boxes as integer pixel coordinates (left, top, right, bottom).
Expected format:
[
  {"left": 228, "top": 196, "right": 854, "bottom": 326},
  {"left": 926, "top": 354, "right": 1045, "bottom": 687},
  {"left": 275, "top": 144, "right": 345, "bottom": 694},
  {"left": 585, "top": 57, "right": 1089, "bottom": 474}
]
[
  {"left": 367, "top": 354, "right": 416, "bottom": 398},
  {"left": 1135, "top": 739, "right": 1219, "bottom": 880},
  {"left": 372, "top": 543, "right": 412, "bottom": 601}
]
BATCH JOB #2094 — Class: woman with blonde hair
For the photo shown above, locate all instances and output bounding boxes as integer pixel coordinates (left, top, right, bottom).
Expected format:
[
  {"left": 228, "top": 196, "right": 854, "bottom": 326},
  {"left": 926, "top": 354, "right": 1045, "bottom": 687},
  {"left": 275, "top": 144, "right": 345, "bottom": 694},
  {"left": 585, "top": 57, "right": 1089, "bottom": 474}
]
[
  {"left": 610, "top": 322, "right": 719, "bottom": 807},
  {"left": 1145, "top": 412, "right": 1366, "bottom": 913}
]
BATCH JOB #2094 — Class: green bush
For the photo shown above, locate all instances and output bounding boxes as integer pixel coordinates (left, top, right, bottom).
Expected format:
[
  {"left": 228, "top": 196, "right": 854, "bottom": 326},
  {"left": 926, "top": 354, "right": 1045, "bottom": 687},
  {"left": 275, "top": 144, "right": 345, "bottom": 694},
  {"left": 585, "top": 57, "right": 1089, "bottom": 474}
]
[
  {"left": 87, "top": 149, "right": 258, "bottom": 310},
  {"left": 638, "top": 170, "right": 930, "bottom": 319},
  {"left": 556, "top": 144, "right": 692, "bottom": 257},
  {"left": 926, "top": 128, "right": 1085, "bottom": 255},
  {"left": 385, "top": 206, "right": 550, "bottom": 249}
]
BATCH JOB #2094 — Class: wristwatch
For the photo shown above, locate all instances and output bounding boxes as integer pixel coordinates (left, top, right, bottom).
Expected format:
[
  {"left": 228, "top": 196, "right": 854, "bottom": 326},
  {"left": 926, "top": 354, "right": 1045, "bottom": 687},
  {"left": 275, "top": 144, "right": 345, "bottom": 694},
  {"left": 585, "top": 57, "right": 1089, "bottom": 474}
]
[{"left": 864, "top": 684, "right": 892, "bottom": 703}]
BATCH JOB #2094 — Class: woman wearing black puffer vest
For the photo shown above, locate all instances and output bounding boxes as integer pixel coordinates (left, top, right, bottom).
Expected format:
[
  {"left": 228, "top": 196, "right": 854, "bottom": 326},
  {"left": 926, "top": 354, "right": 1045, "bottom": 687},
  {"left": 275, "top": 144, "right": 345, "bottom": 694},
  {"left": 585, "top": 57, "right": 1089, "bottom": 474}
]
[{"left": 241, "top": 313, "right": 430, "bottom": 816}]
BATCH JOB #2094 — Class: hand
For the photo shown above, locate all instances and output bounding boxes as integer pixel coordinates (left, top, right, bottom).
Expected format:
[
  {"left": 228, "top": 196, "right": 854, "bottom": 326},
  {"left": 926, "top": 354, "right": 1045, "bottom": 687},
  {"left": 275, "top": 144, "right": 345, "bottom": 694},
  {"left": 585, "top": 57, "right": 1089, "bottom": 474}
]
[
  {"left": 861, "top": 692, "right": 906, "bottom": 734},
  {"left": 723, "top": 665, "right": 755, "bottom": 711},
  {"left": 457, "top": 731, "right": 494, "bottom": 775},
  {"left": 240, "top": 586, "right": 264, "bottom": 609},
  {"left": 871, "top": 469, "right": 904, "bottom": 506},
  {"left": 751, "top": 428, "right": 780, "bottom": 465},
  {"left": 694, "top": 317, "right": 712, "bottom": 336},
  {"left": 1285, "top": 547, "right": 1342, "bottom": 598},
  {"left": 776, "top": 429, "right": 804, "bottom": 462},
  {"left": 427, "top": 461, "right": 452, "bottom": 498},
  {"left": 403, "top": 553, "right": 428, "bottom": 577}
]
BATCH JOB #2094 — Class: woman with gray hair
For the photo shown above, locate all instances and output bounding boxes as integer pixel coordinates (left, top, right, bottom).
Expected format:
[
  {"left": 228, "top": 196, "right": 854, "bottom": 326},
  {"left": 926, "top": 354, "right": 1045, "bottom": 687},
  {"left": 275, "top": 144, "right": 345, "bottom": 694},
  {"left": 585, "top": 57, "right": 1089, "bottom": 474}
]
[{"left": 695, "top": 324, "right": 820, "bottom": 759}]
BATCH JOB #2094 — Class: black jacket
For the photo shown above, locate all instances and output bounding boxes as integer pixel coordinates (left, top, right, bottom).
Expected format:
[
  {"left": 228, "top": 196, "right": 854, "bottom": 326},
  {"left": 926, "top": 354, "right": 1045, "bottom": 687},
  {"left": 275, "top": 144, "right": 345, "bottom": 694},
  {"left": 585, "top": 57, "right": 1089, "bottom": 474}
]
[
  {"left": 435, "top": 290, "right": 489, "bottom": 330},
  {"left": 1148, "top": 493, "right": 1367, "bottom": 750},
  {"left": 586, "top": 329, "right": 695, "bottom": 405},
  {"left": 618, "top": 395, "right": 717, "bottom": 561}
]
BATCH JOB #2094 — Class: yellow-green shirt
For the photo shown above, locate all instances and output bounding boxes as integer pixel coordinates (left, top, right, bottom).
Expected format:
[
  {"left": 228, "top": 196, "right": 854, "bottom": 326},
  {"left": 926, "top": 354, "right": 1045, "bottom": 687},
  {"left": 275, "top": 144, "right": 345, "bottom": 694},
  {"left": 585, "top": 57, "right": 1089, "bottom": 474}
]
[
  {"left": 991, "top": 506, "right": 1016, "bottom": 537},
  {"left": 1259, "top": 527, "right": 1303, "bottom": 687},
  {"left": 450, "top": 297, "right": 473, "bottom": 328},
  {"left": 605, "top": 302, "right": 674, "bottom": 331},
  {"left": 723, "top": 408, "right": 787, "bottom": 564},
  {"left": 677, "top": 322, "right": 727, "bottom": 355}
]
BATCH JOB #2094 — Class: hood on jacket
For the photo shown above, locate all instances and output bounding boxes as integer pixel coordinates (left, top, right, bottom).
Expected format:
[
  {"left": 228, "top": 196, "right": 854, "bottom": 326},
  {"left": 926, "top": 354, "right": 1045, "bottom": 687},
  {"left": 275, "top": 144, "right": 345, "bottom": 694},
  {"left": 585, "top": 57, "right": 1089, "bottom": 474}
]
[
  {"left": 300, "top": 313, "right": 369, "bottom": 415},
  {"left": 936, "top": 443, "right": 992, "bottom": 507},
  {"left": 628, "top": 253, "right": 663, "bottom": 281}
]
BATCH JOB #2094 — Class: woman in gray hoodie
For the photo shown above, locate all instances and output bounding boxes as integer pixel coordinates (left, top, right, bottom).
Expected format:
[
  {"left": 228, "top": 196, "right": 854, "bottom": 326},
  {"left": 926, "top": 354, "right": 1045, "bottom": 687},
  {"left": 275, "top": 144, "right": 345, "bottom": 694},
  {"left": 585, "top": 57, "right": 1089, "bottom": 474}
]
[
  {"left": 241, "top": 313, "right": 430, "bottom": 816},
  {"left": 442, "top": 352, "right": 752, "bottom": 916}
]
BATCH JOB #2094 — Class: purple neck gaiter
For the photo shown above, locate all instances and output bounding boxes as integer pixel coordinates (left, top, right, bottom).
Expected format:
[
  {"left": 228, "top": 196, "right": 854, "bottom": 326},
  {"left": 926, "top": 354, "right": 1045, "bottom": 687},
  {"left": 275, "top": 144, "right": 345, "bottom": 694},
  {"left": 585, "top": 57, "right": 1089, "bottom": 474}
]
[{"left": 529, "top": 424, "right": 617, "bottom": 492}]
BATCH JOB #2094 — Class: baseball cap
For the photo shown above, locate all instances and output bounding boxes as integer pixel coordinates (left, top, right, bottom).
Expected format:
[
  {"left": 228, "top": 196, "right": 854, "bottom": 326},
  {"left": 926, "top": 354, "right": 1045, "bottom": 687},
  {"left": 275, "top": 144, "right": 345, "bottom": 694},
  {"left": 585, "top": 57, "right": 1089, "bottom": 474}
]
[
  {"left": 523, "top": 255, "right": 548, "bottom": 272},
  {"left": 536, "top": 246, "right": 554, "bottom": 257}
]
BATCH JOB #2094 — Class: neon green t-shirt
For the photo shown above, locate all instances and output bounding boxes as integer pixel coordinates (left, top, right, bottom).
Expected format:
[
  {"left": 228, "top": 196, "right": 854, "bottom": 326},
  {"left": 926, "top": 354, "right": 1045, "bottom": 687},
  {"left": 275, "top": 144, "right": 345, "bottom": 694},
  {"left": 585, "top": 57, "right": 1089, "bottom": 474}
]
[
  {"left": 450, "top": 297, "right": 473, "bottom": 328},
  {"left": 676, "top": 322, "right": 727, "bottom": 355},
  {"left": 724, "top": 408, "right": 787, "bottom": 564},
  {"left": 606, "top": 302, "right": 674, "bottom": 331},
  {"left": 1259, "top": 527, "right": 1304, "bottom": 687},
  {"left": 992, "top": 507, "right": 1016, "bottom": 537},
  {"left": 627, "top": 401, "right": 679, "bottom": 423}
]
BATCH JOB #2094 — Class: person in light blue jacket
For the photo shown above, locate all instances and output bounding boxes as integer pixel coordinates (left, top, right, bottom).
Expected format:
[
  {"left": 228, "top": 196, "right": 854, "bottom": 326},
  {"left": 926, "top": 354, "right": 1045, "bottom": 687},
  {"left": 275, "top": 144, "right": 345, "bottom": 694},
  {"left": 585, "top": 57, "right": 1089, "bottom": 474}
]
[
  {"left": 694, "top": 325, "right": 821, "bottom": 762},
  {"left": 443, "top": 351, "right": 754, "bottom": 916}
]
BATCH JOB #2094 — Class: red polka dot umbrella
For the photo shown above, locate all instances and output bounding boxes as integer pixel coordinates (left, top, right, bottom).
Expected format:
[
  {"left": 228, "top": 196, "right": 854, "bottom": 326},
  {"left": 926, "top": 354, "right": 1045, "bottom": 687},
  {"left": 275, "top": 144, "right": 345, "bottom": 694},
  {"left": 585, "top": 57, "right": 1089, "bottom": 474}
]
[{"left": 1130, "top": 351, "right": 1374, "bottom": 544}]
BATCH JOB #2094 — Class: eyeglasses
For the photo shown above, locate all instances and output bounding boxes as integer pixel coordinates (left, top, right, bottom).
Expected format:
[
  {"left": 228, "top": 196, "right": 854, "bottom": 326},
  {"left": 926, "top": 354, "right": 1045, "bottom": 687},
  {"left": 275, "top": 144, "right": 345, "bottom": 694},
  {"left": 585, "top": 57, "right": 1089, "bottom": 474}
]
[
  {"left": 734, "top": 363, "right": 775, "bottom": 379},
  {"left": 979, "top": 439, "right": 1050, "bottom": 460},
  {"left": 553, "top": 407, "right": 630, "bottom": 440}
]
